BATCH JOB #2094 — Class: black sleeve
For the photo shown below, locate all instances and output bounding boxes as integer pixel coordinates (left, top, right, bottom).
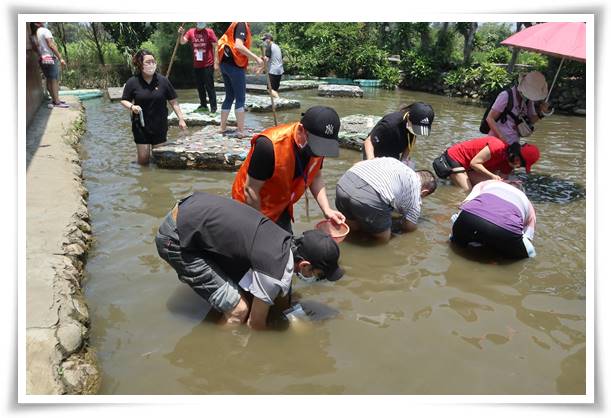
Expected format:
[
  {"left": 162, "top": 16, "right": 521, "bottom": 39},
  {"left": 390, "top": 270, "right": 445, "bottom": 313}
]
[
  {"left": 234, "top": 22, "right": 248, "bottom": 42},
  {"left": 121, "top": 77, "right": 135, "bottom": 101},
  {"left": 164, "top": 77, "right": 178, "bottom": 101},
  {"left": 247, "top": 136, "right": 275, "bottom": 180},
  {"left": 265, "top": 44, "right": 272, "bottom": 58}
]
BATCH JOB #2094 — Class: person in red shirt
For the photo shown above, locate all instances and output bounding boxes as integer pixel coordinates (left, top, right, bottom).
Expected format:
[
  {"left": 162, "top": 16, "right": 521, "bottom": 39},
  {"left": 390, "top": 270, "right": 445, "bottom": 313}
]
[
  {"left": 432, "top": 136, "right": 540, "bottom": 192},
  {"left": 178, "top": 23, "right": 218, "bottom": 113}
]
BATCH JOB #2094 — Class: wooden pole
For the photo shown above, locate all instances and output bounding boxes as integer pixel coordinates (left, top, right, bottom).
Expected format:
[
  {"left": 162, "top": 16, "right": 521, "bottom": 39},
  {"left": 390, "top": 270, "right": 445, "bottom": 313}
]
[
  {"left": 166, "top": 22, "right": 186, "bottom": 79},
  {"left": 260, "top": 46, "right": 278, "bottom": 126}
]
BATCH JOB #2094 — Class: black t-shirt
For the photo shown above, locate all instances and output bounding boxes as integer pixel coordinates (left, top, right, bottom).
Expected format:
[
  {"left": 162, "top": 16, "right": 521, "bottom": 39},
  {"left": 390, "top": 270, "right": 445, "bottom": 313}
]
[
  {"left": 222, "top": 22, "right": 248, "bottom": 66},
  {"left": 176, "top": 192, "right": 291, "bottom": 280},
  {"left": 368, "top": 111, "right": 414, "bottom": 160},
  {"left": 247, "top": 136, "right": 323, "bottom": 181},
  {"left": 121, "top": 73, "right": 177, "bottom": 136}
]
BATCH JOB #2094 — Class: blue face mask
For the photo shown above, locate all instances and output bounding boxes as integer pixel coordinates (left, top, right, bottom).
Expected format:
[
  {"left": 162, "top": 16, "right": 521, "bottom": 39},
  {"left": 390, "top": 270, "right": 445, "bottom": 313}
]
[{"left": 196, "top": 23, "right": 206, "bottom": 29}]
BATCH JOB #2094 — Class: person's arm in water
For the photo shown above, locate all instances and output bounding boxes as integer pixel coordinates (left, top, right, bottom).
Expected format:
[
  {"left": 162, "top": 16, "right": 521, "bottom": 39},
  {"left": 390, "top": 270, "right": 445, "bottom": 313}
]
[
  {"left": 469, "top": 146, "right": 502, "bottom": 181},
  {"left": 169, "top": 99, "right": 187, "bottom": 130},
  {"left": 362, "top": 136, "right": 375, "bottom": 159},
  {"left": 247, "top": 297, "right": 270, "bottom": 330},
  {"left": 309, "top": 171, "right": 346, "bottom": 225},
  {"left": 400, "top": 219, "right": 417, "bottom": 232}
]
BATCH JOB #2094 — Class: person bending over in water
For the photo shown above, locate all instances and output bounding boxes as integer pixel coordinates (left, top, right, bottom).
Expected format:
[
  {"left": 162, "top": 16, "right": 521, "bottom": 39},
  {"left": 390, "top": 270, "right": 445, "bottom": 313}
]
[
  {"left": 335, "top": 157, "right": 437, "bottom": 243},
  {"left": 432, "top": 136, "right": 540, "bottom": 193},
  {"left": 449, "top": 179, "right": 536, "bottom": 259},
  {"left": 155, "top": 192, "right": 344, "bottom": 330}
]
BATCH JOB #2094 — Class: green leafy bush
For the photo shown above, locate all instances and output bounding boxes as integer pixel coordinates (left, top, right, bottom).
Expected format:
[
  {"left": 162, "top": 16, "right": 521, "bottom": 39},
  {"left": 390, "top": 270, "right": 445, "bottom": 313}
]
[
  {"left": 487, "top": 47, "right": 512, "bottom": 64},
  {"left": 400, "top": 49, "right": 436, "bottom": 84},
  {"left": 375, "top": 65, "right": 401, "bottom": 89}
]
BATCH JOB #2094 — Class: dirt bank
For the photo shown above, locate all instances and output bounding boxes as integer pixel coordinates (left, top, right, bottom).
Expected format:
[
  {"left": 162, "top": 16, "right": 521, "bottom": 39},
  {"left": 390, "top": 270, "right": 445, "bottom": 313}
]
[{"left": 26, "top": 96, "right": 99, "bottom": 394}]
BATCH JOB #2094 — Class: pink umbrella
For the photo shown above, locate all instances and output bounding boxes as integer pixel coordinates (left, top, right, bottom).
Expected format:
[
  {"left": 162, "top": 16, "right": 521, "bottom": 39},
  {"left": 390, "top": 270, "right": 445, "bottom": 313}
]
[{"left": 501, "top": 22, "right": 586, "bottom": 101}]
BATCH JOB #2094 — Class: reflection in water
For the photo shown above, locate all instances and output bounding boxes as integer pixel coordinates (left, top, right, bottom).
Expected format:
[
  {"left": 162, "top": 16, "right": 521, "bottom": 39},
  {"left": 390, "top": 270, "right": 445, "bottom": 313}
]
[{"left": 82, "top": 87, "right": 586, "bottom": 395}]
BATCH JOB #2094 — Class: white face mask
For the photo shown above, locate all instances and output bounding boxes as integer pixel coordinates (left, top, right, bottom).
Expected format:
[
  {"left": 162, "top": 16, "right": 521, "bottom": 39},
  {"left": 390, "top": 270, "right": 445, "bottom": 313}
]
[
  {"left": 296, "top": 271, "right": 318, "bottom": 284},
  {"left": 143, "top": 64, "right": 157, "bottom": 76},
  {"left": 196, "top": 22, "right": 206, "bottom": 29}
]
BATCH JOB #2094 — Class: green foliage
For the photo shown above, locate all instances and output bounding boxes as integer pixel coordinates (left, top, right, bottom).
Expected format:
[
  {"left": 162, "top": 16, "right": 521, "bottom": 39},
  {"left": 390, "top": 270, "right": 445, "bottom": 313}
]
[
  {"left": 487, "top": 47, "right": 512, "bottom": 64},
  {"left": 517, "top": 51, "right": 548, "bottom": 71},
  {"left": 400, "top": 49, "right": 436, "bottom": 84},
  {"left": 376, "top": 65, "right": 401, "bottom": 89},
  {"left": 473, "top": 23, "right": 512, "bottom": 52},
  {"left": 443, "top": 62, "right": 514, "bottom": 100},
  {"left": 102, "top": 22, "right": 157, "bottom": 55}
]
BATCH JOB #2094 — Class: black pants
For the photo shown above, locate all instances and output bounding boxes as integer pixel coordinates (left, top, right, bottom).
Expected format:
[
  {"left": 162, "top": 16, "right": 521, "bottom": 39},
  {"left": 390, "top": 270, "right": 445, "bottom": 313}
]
[
  {"left": 194, "top": 66, "right": 217, "bottom": 111},
  {"left": 269, "top": 73, "right": 282, "bottom": 91},
  {"left": 451, "top": 210, "right": 528, "bottom": 259}
]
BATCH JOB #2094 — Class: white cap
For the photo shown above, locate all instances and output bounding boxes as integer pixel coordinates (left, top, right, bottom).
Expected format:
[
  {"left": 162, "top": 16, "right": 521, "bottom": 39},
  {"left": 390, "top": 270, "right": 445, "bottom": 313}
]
[{"left": 517, "top": 71, "right": 548, "bottom": 101}]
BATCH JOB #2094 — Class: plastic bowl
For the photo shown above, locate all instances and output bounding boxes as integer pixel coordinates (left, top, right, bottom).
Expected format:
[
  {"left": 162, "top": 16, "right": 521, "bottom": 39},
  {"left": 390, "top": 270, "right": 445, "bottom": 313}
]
[{"left": 315, "top": 220, "right": 350, "bottom": 243}]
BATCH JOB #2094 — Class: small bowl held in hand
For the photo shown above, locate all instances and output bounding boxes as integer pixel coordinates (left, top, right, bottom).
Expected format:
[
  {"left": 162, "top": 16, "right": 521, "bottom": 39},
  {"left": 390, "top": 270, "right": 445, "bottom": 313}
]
[{"left": 315, "top": 220, "right": 350, "bottom": 243}]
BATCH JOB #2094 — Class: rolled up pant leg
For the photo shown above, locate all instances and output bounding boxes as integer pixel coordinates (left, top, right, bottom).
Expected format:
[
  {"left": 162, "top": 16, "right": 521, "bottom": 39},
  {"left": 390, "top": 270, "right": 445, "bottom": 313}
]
[{"left": 155, "top": 211, "right": 241, "bottom": 313}]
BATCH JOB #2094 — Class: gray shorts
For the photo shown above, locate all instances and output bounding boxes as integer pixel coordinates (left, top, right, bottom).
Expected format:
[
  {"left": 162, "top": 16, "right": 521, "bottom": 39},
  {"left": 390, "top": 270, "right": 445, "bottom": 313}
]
[
  {"left": 155, "top": 209, "right": 241, "bottom": 313},
  {"left": 335, "top": 171, "right": 393, "bottom": 234}
]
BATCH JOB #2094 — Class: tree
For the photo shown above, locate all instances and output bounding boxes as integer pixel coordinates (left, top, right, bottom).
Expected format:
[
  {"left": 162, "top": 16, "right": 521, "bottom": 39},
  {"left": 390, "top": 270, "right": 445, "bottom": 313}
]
[
  {"left": 102, "top": 22, "right": 157, "bottom": 55},
  {"left": 49, "top": 22, "right": 69, "bottom": 62},
  {"left": 507, "top": 22, "right": 533, "bottom": 73},
  {"left": 456, "top": 22, "right": 478, "bottom": 65},
  {"left": 83, "top": 22, "right": 106, "bottom": 66}
]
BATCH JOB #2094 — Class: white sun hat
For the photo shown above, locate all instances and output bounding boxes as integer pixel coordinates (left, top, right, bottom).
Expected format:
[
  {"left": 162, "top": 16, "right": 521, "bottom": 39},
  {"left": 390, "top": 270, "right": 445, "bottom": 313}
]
[{"left": 517, "top": 71, "right": 549, "bottom": 101}]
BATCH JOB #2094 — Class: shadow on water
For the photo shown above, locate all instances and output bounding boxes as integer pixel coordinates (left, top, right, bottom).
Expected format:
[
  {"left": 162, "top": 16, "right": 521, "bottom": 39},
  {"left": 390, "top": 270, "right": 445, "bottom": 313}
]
[{"left": 514, "top": 173, "right": 586, "bottom": 204}]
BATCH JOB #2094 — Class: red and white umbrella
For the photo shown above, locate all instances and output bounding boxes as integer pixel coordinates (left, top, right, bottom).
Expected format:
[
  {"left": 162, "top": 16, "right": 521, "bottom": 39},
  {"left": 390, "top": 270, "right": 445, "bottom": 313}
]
[{"left": 501, "top": 22, "right": 586, "bottom": 101}]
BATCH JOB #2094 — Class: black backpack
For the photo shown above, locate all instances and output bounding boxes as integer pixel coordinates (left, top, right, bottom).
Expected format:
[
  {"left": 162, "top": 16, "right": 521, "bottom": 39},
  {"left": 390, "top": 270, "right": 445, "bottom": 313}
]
[{"left": 479, "top": 87, "right": 523, "bottom": 134}]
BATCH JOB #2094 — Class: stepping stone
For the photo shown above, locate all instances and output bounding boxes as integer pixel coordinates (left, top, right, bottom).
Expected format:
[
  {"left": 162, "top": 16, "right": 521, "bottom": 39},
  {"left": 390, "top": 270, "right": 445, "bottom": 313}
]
[
  {"left": 318, "top": 84, "right": 364, "bottom": 98},
  {"left": 106, "top": 87, "right": 124, "bottom": 101},
  {"left": 215, "top": 80, "right": 319, "bottom": 94},
  {"left": 168, "top": 95, "right": 299, "bottom": 125},
  {"left": 337, "top": 114, "right": 381, "bottom": 151},
  {"left": 152, "top": 126, "right": 253, "bottom": 170},
  {"left": 168, "top": 103, "right": 236, "bottom": 126}
]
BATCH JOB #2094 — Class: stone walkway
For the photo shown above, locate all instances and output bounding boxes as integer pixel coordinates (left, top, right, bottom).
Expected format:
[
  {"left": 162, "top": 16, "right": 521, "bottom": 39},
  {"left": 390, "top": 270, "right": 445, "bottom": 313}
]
[
  {"left": 26, "top": 96, "right": 99, "bottom": 394},
  {"left": 318, "top": 84, "right": 364, "bottom": 97}
]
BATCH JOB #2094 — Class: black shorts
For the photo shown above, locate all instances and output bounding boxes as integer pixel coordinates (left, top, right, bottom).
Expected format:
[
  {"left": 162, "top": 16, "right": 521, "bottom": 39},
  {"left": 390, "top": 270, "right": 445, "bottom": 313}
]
[
  {"left": 269, "top": 73, "right": 282, "bottom": 91},
  {"left": 451, "top": 210, "right": 528, "bottom": 259},
  {"left": 132, "top": 121, "right": 167, "bottom": 146}
]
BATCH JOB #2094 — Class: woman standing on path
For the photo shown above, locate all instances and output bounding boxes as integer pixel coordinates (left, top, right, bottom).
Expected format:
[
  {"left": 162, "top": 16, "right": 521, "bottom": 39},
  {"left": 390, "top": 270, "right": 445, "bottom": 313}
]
[
  {"left": 120, "top": 50, "right": 187, "bottom": 165},
  {"left": 217, "top": 22, "right": 264, "bottom": 137}
]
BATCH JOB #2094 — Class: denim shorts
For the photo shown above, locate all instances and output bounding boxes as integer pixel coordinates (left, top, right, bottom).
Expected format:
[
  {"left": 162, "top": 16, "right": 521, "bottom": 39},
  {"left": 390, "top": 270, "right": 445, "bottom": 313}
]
[
  {"left": 155, "top": 209, "right": 241, "bottom": 313},
  {"left": 335, "top": 171, "right": 393, "bottom": 234},
  {"left": 40, "top": 59, "right": 59, "bottom": 80}
]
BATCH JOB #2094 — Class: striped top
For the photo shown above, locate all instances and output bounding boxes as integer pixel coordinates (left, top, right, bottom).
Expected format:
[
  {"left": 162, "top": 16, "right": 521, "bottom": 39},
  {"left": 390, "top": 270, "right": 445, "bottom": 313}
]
[
  {"left": 460, "top": 180, "right": 536, "bottom": 239},
  {"left": 348, "top": 157, "right": 422, "bottom": 224}
]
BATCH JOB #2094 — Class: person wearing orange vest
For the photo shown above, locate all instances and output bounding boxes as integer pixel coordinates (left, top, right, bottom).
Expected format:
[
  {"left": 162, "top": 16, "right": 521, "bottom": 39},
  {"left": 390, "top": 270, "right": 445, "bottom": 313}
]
[
  {"left": 217, "top": 22, "right": 264, "bottom": 137},
  {"left": 232, "top": 106, "right": 346, "bottom": 234}
]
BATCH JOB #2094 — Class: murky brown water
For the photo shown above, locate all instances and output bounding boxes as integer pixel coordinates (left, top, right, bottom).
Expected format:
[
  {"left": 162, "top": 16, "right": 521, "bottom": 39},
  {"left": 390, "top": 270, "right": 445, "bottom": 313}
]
[{"left": 82, "top": 86, "right": 586, "bottom": 394}]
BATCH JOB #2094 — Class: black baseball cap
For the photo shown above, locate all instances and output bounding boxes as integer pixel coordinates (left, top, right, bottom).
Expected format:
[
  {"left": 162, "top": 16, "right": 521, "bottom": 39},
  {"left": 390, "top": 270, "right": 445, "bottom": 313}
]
[
  {"left": 261, "top": 33, "right": 273, "bottom": 41},
  {"left": 300, "top": 106, "right": 341, "bottom": 157},
  {"left": 406, "top": 102, "right": 435, "bottom": 136},
  {"left": 298, "top": 230, "right": 344, "bottom": 282}
]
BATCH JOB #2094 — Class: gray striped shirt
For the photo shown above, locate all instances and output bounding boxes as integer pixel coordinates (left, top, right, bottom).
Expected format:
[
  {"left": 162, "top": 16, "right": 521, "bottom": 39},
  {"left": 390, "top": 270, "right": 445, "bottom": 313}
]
[{"left": 349, "top": 157, "right": 422, "bottom": 224}]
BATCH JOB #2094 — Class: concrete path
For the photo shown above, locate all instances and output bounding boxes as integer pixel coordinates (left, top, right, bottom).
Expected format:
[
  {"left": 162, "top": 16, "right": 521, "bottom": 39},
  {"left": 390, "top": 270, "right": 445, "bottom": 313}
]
[{"left": 26, "top": 96, "right": 99, "bottom": 394}]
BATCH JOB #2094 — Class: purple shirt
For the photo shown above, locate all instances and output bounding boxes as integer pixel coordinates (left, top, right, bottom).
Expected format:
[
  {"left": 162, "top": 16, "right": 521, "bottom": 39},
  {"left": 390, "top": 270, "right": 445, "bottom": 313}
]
[
  {"left": 491, "top": 86, "right": 537, "bottom": 145},
  {"left": 460, "top": 180, "right": 535, "bottom": 238}
]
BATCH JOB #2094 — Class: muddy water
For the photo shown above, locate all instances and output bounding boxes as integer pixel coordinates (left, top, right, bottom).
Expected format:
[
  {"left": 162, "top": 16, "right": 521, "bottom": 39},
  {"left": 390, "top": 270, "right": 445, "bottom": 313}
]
[{"left": 82, "top": 86, "right": 586, "bottom": 394}]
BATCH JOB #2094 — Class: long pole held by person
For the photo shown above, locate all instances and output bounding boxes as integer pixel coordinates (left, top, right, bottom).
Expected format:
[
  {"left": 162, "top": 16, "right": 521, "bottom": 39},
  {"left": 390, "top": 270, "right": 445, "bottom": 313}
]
[
  {"left": 260, "top": 46, "right": 278, "bottom": 126},
  {"left": 166, "top": 22, "right": 186, "bottom": 78}
]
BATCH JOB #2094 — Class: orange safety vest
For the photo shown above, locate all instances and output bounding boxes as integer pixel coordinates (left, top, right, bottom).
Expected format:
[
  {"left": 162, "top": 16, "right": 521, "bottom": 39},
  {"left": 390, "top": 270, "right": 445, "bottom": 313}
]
[
  {"left": 217, "top": 22, "right": 252, "bottom": 69},
  {"left": 232, "top": 122, "right": 323, "bottom": 222}
]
